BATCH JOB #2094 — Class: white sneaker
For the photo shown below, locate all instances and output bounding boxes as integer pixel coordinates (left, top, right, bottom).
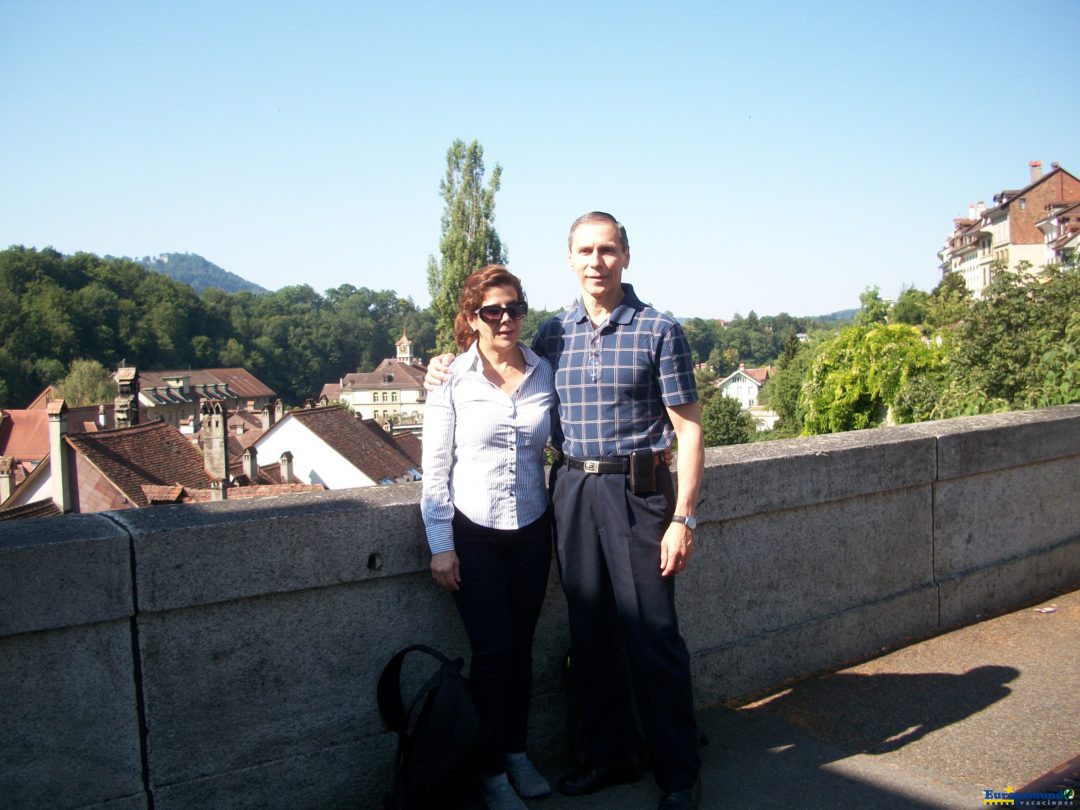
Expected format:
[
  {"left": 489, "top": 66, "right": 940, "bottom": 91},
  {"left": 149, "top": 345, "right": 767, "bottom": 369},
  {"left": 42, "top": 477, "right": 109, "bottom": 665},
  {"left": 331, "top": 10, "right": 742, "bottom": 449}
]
[
  {"left": 482, "top": 774, "right": 528, "bottom": 810},
  {"left": 506, "top": 753, "right": 552, "bottom": 798}
]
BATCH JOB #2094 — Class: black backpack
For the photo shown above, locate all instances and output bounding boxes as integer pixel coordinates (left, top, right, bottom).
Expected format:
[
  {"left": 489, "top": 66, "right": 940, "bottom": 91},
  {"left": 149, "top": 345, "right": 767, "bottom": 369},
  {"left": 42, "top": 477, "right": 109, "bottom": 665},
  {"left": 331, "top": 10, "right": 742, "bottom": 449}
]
[{"left": 377, "top": 644, "right": 481, "bottom": 809}]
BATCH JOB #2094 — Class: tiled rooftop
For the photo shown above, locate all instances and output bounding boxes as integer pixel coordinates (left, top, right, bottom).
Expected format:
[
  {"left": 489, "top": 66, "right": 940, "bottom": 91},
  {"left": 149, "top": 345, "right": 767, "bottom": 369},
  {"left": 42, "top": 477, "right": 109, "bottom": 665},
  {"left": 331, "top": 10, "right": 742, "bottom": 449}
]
[
  {"left": 341, "top": 358, "right": 427, "bottom": 391},
  {"left": 65, "top": 420, "right": 213, "bottom": 507},
  {"left": 287, "top": 406, "right": 418, "bottom": 482}
]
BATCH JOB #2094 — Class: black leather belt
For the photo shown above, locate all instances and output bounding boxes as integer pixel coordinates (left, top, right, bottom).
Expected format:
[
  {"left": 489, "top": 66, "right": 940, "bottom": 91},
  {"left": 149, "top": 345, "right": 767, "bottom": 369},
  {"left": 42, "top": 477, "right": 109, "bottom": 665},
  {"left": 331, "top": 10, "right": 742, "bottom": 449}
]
[{"left": 566, "top": 456, "right": 630, "bottom": 474}]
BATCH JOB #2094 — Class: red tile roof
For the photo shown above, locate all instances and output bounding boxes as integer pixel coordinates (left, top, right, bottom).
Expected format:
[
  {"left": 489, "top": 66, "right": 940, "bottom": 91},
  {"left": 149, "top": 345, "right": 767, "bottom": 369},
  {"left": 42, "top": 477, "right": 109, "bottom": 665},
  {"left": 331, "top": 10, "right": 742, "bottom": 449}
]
[
  {"left": 286, "top": 406, "right": 419, "bottom": 483},
  {"left": 0, "top": 409, "right": 49, "bottom": 463},
  {"left": 139, "top": 368, "right": 276, "bottom": 400},
  {"left": 65, "top": 420, "right": 214, "bottom": 507},
  {"left": 25, "top": 386, "right": 61, "bottom": 410},
  {"left": 0, "top": 499, "right": 61, "bottom": 521},
  {"left": 341, "top": 358, "right": 427, "bottom": 392},
  {"left": 179, "top": 482, "right": 323, "bottom": 502},
  {"left": 393, "top": 432, "right": 423, "bottom": 469}
]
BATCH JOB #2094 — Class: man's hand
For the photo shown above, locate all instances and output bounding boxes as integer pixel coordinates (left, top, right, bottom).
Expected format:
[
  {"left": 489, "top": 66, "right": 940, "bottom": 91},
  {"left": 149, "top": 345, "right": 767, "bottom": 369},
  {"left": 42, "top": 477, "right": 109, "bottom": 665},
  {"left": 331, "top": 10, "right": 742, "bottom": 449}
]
[
  {"left": 424, "top": 353, "right": 456, "bottom": 390},
  {"left": 659, "top": 521, "right": 693, "bottom": 576},
  {"left": 430, "top": 550, "right": 461, "bottom": 591}
]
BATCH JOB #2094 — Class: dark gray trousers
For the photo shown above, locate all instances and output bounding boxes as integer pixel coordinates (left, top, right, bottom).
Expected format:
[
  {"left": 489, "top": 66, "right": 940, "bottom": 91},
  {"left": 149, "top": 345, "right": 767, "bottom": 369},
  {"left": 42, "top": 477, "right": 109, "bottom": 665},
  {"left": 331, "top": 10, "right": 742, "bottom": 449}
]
[{"left": 551, "top": 462, "right": 699, "bottom": 793}]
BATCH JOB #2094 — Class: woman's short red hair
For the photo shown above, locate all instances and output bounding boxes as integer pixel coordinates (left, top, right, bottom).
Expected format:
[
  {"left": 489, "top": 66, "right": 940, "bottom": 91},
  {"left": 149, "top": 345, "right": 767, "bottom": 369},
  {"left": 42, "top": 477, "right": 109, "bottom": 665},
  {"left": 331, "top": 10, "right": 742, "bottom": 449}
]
[{"left": 453, "top": 264, "right": 526, "bottom": 351}]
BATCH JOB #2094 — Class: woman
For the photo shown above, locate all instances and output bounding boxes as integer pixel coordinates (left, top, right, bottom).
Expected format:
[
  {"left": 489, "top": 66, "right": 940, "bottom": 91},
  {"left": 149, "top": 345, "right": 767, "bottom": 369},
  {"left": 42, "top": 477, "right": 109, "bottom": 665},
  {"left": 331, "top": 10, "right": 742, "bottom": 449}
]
[{"left": 420, "top": 265, "right": 555, "bottom": 810}]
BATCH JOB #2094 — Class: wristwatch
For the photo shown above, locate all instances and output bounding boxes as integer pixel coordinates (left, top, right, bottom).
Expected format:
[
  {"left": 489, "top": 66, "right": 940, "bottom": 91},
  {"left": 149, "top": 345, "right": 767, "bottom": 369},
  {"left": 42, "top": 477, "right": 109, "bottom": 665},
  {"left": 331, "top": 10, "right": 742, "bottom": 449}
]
[{"left": 671, "top": 514, "right": 697, "bottom": 530}]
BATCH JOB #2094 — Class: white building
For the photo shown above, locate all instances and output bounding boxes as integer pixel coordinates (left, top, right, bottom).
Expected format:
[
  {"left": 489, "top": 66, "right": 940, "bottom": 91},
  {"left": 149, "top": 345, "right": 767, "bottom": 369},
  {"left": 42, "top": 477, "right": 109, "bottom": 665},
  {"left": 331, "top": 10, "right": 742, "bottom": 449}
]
[
  {"left": 251, "top": 405, "right": 420, "bottom": 489},
  {"left": 715, "top": 364, "right": 780, "bottom": 432},
  {"left": 321, "top": 333, "right": 426, "bottom": 427}
]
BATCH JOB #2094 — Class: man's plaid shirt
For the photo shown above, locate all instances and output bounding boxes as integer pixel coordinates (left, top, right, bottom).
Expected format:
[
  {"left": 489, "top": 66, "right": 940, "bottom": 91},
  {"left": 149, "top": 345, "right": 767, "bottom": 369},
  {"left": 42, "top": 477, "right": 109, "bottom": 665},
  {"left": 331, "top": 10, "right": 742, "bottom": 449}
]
[{"left": 531, "top": 284, "right": 698, "bottom": 458}]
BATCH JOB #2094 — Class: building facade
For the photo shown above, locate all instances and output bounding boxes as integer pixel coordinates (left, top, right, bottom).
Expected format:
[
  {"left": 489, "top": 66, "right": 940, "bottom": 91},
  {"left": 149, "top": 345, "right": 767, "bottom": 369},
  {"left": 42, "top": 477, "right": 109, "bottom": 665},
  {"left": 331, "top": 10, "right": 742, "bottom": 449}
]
[
  {"left": 321, "top": 333, "right": 426, "bottom": 427},
  {"left": 938, "top": 162, "right": 1080, "bottom": 297}
]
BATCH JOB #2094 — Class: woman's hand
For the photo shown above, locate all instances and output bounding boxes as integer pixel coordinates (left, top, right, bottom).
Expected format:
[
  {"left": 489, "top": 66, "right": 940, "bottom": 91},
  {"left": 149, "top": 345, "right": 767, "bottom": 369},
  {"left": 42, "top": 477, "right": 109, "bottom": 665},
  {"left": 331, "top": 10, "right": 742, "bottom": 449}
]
[
  {"left": 424, "top": 353, "right": 456, "bottom": 390},
  {"left": 430, "top": 550, "right": 461, "bottom": 592}
]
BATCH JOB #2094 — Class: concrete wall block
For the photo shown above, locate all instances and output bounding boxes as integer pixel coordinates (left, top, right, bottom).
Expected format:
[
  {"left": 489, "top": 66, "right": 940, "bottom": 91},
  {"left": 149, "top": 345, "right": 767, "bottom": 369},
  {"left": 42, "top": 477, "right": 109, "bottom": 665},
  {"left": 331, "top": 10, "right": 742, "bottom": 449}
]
[
  {"left": 138, "top": 573, "right": 467, "bottom": 786},
  {"left": 0, "top": 620, "right": 143, "bottom": 809},
  {"left": 938, "top": 538, "right": 1080, "bottom": 628},
  {"left": 139, "top": 559, "right": 572, "bottom": 792},
  {"left": 932, "top": 405, "right": 1080, "bottom": 480},
  {"left": 0, "top": 514, "right": 133, "bottom": 636},
  {"left": 934, "top": 456, "right": 1080, "bottom": 578},
  {"left": 690, "top": 585, "right": 939, "bottom": 704},
  {"left": 699, "top": 430, "right": 935, "bottom": 522},
  {"left": 116, "top": 486, "right": 429, "bottom": 611},
  {"left": 78, "top": 796, "right": 147, "bottom": 810},
  {"left": 679, "top": 486, "right": 933, "bottom": 648},
  {"left": 152, "top": 733, "right": 396, "bottom": 810}
]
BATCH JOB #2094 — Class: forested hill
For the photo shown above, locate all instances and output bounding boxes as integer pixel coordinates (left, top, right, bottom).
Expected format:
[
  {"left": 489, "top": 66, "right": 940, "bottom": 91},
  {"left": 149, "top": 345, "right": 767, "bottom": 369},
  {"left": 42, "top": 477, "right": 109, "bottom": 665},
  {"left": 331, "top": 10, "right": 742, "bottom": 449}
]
[
  {"left": 0, "top": 246, "right": 435, "bottom": 409},
  {"left": 136, "top": 252, "right": 268, "bottom": 294}
]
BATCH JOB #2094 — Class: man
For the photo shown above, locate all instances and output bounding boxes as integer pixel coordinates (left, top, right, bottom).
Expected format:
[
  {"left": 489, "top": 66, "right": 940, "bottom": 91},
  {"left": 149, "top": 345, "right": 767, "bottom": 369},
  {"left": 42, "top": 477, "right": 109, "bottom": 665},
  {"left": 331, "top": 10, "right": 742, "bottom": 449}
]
[{"left": 428, "top": 212, "right": 703, "bottom": 809}]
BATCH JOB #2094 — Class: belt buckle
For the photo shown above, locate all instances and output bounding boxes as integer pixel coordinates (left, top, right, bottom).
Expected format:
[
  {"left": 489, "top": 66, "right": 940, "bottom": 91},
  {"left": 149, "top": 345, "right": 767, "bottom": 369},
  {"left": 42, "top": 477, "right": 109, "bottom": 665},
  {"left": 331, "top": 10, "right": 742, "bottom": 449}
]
[{"left": 583, "top": 459, "right": 600, "bottom": 474}]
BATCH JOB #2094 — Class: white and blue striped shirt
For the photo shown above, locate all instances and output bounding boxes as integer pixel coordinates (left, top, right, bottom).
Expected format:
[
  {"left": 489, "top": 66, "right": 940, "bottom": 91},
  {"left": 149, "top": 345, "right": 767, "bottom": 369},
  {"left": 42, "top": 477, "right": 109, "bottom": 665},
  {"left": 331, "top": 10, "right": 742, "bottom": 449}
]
[{"left": 421, "top": 341, "right": 555, "bottom": 554}]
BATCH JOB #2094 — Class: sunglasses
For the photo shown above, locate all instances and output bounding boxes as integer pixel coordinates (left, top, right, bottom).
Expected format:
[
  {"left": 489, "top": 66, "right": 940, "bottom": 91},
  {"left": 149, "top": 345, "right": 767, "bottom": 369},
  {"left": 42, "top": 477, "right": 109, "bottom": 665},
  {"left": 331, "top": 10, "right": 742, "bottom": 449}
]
[{"left": 474, "top": 301, "right": 529, "bottom": 322}]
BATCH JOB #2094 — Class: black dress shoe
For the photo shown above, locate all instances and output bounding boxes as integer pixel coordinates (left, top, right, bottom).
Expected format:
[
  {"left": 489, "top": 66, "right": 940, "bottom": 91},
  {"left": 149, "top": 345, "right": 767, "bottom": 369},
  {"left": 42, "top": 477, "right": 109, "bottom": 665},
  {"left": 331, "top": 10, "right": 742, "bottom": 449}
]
[
  {"left": 658, "top": 778, "right": 700, "bottom": 809},
  {"left": 557, "top": 762, "right": 642, "bottom": 796}
]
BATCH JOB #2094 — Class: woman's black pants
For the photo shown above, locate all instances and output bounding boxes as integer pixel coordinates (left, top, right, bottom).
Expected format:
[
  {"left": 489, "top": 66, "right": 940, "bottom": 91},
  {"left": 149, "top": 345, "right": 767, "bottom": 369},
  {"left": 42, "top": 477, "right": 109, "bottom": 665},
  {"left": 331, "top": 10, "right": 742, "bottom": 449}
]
[{"left": 451, "top": 509, "right": 552, "bottom": 776}]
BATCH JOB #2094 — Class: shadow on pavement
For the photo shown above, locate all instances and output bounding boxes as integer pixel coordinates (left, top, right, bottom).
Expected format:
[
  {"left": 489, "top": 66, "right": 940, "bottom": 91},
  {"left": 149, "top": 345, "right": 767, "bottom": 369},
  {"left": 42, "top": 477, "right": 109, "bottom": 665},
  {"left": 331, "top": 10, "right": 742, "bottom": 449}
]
[{"left": 739, "top": 664, "right": 1019, "bottom": 754}]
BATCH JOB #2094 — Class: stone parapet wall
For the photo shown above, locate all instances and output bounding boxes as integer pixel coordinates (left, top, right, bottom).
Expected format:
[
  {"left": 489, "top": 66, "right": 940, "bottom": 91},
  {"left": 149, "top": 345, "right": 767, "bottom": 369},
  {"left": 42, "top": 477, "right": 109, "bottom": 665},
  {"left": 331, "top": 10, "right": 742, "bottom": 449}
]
[{"left": 2, "top": 405, "right": 1078, "bottom": 809}]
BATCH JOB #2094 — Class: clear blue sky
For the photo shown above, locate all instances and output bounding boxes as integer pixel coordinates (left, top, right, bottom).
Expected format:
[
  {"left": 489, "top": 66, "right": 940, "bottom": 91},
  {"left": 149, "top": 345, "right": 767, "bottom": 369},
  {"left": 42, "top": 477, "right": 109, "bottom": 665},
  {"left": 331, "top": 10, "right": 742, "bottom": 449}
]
[{"left": 2, "top": 1, "right": 1078, "bottom": 319}]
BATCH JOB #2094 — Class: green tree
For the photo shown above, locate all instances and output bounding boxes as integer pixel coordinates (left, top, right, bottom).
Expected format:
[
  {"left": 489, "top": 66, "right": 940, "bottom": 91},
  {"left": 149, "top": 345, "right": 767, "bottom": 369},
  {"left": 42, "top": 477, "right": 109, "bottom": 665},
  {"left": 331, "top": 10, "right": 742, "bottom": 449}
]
[
  {"left": 942, "top": 261, "right": 1080, "bottom": 414},
  {"left": 800, "top": 323, "right": 943, "bottom": 434},
  {"left": 701, "top": 393, "right": 753, "bottom": 446},
  {"left": 925, "top": 272, "right": 971, "bottom": 329},
  {"left": 426, "top": 139, "right": 506, "bottom": 352},
  {"left": 891, "top": 285, "right": 931, "bottom": 325},
  {"left": 855, "top": 287, "right": 889, "bottom": 326},
  {"left": 761, "top": 342, "right": 814, "bottom": 436},
  {"left": 56, "top": 359, "right": 117, "bottom": 406},
  {"left": 682, "top": 318, "right": 719, "bottom": 365}
]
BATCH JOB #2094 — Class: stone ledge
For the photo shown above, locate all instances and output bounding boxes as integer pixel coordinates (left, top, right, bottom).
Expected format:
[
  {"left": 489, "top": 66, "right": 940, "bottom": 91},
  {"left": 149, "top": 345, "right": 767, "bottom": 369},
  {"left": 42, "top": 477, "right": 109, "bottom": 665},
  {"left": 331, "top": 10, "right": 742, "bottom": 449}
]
[
  {"left": 112, "top": 486, "right": 426, "bottom": 612},
  {"left": 0, "top": 513, "right": 133, "bottom": 636}
]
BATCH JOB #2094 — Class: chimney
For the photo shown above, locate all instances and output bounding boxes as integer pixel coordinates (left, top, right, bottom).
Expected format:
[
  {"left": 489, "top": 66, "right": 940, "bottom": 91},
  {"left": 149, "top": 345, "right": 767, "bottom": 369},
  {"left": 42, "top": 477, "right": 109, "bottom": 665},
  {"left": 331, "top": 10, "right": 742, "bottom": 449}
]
[
  {"left": 967, "top": 203, "right": 976, "bottom": 219},
  {"left": 114, "top": 366, "right": 139, "bottom": 428},
  {"left": 0, "top": 456, "right": 13, "bottom": 503},
  {"left": 47, "top": 400, "right": 71, "bottom": 513},
  {"left": 242, "top": 446, "right": 259, "bottom": 481},
  {"left": 275, "top": 399, "right": 284, "bottom": 422},
  {"left": 97, "top": 404, "right": 106, "bottom": 428},
  {"left": 260, "top": 403, "right": 275, "bottom": 431},
  {"left": 1030, "top": 161, "right": 1043, "bottom": 183},
  {"left": 279, "top": 451, "right": 294, "bottom": 484},
  {"left": 1051, "top": 162, "right": 1060, "bottom": 171},
  {"left": 976, "top": 201, "right": 985, "bottom": 217},
  {"left": 201, "top": 402, "right": 228, "bottom": 482},
  {"left": 210, "top": 480, "right": 227, "bottom": 501}
]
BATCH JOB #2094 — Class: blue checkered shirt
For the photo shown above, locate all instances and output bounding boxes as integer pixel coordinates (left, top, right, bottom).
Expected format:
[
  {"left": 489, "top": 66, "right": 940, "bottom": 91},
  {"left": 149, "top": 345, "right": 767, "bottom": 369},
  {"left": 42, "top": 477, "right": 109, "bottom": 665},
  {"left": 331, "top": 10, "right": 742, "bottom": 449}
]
[{"left": 531, "top": 284, "right": 698, "bottom": 458}]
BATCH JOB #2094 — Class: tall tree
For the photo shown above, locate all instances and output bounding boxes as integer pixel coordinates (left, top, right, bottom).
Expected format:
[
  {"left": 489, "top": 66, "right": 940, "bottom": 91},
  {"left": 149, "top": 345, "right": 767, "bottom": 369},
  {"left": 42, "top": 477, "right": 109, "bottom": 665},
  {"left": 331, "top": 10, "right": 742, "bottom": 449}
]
[
  {"left": 56, "top": 359, "right": 117, "bottom": 406},
  {"left": 426, "top": 139, "right": 507, "bottom": 352},
  {"left": 701, "top": 393, "right": 753, "bottom": 446}
]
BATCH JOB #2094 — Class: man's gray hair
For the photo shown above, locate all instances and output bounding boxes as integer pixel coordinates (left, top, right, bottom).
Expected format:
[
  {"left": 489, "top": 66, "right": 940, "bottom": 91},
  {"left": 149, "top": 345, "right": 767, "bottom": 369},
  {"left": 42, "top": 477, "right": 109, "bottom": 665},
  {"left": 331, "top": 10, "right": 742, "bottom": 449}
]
[{"left": 568, "top": 211, "right": 629, "bottom": 252}]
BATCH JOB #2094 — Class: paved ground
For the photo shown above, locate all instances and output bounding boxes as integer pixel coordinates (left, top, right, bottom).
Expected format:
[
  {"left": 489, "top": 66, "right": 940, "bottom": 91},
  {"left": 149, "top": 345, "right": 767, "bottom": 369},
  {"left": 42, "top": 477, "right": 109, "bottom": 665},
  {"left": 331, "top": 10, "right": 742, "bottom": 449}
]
[{"left": 530, "top": 587, "right": 1079, "bottom": 809}]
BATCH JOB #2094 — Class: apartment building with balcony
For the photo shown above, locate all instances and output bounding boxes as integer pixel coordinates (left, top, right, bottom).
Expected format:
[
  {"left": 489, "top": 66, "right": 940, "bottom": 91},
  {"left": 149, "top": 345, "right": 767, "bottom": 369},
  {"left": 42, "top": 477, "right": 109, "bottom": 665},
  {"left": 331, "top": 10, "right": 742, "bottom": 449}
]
[{"left": 938, "top": 161, "right": 1080, "bottom": 297}]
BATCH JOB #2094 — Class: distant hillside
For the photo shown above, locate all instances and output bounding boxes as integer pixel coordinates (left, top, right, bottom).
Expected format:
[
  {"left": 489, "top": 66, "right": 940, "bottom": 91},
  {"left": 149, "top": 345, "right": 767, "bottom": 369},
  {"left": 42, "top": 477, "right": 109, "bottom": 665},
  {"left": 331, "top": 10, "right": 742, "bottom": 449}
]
[
  {"left": 812, "top": 308, "right": 858, "bottom": 324},
  {"left": 136, "top": 252, "right": 268, "bottom": 294}
]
